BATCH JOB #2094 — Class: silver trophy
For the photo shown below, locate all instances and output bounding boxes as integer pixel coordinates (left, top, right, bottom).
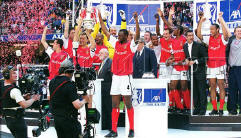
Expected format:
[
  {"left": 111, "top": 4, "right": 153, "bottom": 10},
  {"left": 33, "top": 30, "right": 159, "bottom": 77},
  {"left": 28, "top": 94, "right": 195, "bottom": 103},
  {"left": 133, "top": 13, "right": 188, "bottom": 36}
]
[
  {"left": 197, "top": 1, "right": 216, "bottom": 35},
  {"left": 97, "top": 1, "right": 111, "bottom": 20},
  {"left": 82, "top": 1, "right": 95, "bottom": 30},
  {"left": 96, "top": 0, "right": 112, "bottom": 26}
]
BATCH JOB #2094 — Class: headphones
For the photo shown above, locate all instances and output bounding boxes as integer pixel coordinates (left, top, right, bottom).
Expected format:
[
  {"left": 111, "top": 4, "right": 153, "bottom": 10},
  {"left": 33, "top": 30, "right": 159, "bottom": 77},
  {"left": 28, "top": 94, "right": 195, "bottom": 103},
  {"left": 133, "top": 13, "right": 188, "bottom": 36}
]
[{"left": 2, "top": 66, "right": 14, "bottom": 80}]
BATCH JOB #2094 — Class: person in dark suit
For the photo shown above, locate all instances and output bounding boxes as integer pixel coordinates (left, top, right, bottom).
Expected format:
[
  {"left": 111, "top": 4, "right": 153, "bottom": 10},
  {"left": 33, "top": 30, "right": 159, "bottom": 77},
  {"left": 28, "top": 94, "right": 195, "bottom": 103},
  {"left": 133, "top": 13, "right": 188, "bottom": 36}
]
[
  {"left": 133, "top": 37, "right": 158, "bottom": 78},
  {"left": 183, "top": 30, "right": 208, "bottom": 115},
  {"left": 97, "top": 48, "right": 112, "bottom": 130}
]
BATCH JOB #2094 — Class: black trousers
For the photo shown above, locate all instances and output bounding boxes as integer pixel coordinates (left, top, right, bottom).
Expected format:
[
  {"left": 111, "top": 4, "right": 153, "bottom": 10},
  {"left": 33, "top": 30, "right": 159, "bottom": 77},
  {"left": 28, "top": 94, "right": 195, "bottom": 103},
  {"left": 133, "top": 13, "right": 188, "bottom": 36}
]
[
  {"left": 101, "top": 82, "right": 112, "bottom": 130},
  {"left": 193, "top": 74, "right": 207, "bottom": 113},
  {"left": 5, "top": 116, "right": 27, "bottom": 138},
  {"left": 54, "top": 116, "right": 82, "bottom": 138},
  {"left": 228, "top": 66, "right": 241, "bottom": 111}
]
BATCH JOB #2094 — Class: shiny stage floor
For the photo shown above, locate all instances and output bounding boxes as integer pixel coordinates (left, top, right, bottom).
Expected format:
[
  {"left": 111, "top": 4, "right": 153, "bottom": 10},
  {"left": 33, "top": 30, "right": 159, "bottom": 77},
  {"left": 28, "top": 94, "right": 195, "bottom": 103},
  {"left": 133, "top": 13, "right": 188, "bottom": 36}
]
[{"left": 1, "top": 126, "right": 241, "bottom": 138}]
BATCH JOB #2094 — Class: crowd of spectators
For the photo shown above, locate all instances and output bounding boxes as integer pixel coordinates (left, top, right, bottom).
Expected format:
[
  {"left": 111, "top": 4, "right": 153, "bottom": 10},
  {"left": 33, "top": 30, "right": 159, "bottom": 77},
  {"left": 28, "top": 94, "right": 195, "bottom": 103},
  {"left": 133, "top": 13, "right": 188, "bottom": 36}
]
[
  {"left": 164, "top": 2, "right": 193, "bottom": 28},
  {"left": 0, "top": 0, "right": 71, "bottom": 35},
  {"left": 0, "top": 41, "right": 48, "bottom": 67},
  {"left": 0, "top": 0, "right": 71, "bottom": 67}
]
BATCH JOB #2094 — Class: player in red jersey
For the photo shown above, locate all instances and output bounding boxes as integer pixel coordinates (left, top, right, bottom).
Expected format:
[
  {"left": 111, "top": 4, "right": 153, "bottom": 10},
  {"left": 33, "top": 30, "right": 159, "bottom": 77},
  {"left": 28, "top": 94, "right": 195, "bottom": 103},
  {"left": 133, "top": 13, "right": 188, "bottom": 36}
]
[
  {"left": 93, "top": 33, "right": 108, "bottom": 70},
  {"left": 197, "top": 12, "right": 231, "bottom": 116},
  {"left": 172, "top": 25, "right": 190, "bottom": 113},
  {"left": 105, "top": 29, "right": 135, "bottom": 138},
  {"left": 159, "top": 28, "right": 177, "bottom": 111},
  {"left": 72, "top": 18, "right": 96, "bottom": 108},
  {"left": 41, "top": 26, "right": 69, "bottom": 99},
  {"left": 158, "top": 8, "right": 189, "bottom": 114},
  {"left": 62, "top": 13, "right": 75, "bottom": 59}
]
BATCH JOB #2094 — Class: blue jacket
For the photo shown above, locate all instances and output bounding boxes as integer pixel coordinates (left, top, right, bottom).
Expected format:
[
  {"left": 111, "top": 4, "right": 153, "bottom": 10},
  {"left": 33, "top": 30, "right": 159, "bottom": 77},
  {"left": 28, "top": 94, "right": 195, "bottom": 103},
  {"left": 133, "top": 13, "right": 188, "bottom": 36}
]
[{"left": 133, "top": 47, "right": 158, "bottom": 78}]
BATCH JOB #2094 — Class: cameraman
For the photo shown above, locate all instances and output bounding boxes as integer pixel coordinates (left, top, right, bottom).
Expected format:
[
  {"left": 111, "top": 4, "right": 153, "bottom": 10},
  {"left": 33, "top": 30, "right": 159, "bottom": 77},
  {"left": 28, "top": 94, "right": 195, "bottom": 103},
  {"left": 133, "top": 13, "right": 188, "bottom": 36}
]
[
  {"left": 49, "top": 59, "right": 89, "bottom": 138},
  {"left": 1, "top": 66, "right": 40, "bottom": 138}
]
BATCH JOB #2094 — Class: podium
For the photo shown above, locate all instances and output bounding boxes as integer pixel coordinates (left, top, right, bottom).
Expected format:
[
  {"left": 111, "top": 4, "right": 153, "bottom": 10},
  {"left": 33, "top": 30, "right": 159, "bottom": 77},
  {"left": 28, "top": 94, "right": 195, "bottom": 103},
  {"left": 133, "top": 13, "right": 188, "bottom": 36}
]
[{"left": 125, "top": 79, "right": 168, "bottom": 138}]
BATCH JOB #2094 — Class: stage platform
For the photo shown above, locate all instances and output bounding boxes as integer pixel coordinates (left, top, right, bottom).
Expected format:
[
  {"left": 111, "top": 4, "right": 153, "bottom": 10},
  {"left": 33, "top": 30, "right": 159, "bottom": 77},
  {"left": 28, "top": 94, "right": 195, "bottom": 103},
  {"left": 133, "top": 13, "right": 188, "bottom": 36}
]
[{"left": 168, "top": 111, "right": 241, "bottom": 131}]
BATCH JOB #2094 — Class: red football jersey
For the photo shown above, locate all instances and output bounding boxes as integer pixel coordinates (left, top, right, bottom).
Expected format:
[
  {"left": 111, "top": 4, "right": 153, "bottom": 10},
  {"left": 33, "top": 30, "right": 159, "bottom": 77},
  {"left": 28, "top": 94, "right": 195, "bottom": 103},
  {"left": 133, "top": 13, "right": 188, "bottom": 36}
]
[
  {"left": 93, "top": 44, "right": 108, "bottom": 70},
  {"left": 172, "top": 35, "right": 188, "bottom": 71},
  {"left": 62, "top": 39, "right": 73, "bottom": 58},
  {"left": 207, "top": 34, "right": 226, "bottom": 68},
  {"left": 74, "top": 46, "right": 93, "bottom": 68},
  {"left": 48, "top": 50, "right": 68, "bottom": 80},
  {"left": 160, "top": 38, "right": 173, "bottom": 63},
  {"left": 111, "top": 41, "right": 134, "bottom": 75}
]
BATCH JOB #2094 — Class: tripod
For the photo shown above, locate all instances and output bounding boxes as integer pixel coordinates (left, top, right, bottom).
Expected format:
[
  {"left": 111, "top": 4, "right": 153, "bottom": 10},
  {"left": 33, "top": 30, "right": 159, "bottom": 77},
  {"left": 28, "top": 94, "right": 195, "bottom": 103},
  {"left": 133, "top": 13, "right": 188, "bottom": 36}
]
[{"left": 82, "top": 91, "right": 95, "bottom": 138}]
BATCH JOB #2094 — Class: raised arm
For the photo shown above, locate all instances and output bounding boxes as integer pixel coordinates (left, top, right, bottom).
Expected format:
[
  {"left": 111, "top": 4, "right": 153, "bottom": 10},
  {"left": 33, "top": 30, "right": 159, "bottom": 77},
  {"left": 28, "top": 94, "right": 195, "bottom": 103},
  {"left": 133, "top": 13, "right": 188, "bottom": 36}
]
[
  {"left": 119, "top": 10, "right": 127, "bottom": 29},
  {"left": 157, "top": 8, "right": 173, "bottom": 30},
  {"left": 64, "top": 14, "right": 70, "bottom": 39},
  {"left": 218, "top": 12, "right": 232, "bottom": 41},
  {"left": 73, "top": 18, "right": 83, "bottom": 42},
  {"left": 155, "top": 13, "right": 161, "bottom": 37},
  {"left": 98, "top": 10, "right": 111, "bottom": 40},
  {"left": 86, "top": 29, "right": 96, "bottom": 50},
  {"left": 197, "top": 13, "right": 206, "bottom": 41},
  {"left": 133, "top": 11, "right": 140, "bottom": 41},
  {"left": 168, "top": 7, "right": 175, "bottom": 26},
  {"left": 41, "top": 26, "right": 49, "bottom": 50}
]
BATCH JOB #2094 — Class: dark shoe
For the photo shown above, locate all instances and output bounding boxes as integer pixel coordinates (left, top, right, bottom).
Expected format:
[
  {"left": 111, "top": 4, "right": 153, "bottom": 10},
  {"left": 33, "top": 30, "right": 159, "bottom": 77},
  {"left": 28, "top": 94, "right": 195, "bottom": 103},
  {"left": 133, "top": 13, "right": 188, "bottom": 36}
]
[
  {"left": 168, "top": 107, "right": 174, "bottom": 113},
  {"left": 209, "top": 110, "right": 219, "bottom": 116},
  {"left": 176, "top": 109, "right": 184, "bottom": 114},
  {"left": 128, "top": 130, "right": 134, "bottom": 138},
  {"left": 199, "top": 111, "right": 206, "bottom": 116},
  {"left": 105, "top": 130, "right": 118, "bottom": 137},
  {"left": 193, "top": 109, "right": 200, "bottom": 115},
  {"left": 219, "top": 110, "right": 224, "bottom": 116},
  {"left": 183, "top": 109, "right": 190, "bottom": 115},
  {"left": 229, "top": 110, "right": 237, "bottom": 116}
]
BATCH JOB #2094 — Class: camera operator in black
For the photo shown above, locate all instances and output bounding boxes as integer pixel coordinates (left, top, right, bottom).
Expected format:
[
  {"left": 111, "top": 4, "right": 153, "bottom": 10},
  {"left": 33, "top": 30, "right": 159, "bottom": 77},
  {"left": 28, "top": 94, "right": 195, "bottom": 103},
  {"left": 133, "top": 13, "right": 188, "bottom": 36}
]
[
  {"left": 1, "top": 66, "right": 40, "bottom": 138},
  {"left": 49, "top": 59, "right": 89, "bottom": 138}
]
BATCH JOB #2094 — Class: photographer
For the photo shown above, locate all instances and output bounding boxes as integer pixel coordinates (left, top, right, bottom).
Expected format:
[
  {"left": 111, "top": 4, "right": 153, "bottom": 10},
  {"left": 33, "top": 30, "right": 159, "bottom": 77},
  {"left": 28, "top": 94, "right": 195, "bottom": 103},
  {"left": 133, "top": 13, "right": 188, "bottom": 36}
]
[
  {"left": 49, "top": 59, "right": 89, "bottom": 138},
  {"left": 1, "top": 66, "right": 40, "bottom": 138}
]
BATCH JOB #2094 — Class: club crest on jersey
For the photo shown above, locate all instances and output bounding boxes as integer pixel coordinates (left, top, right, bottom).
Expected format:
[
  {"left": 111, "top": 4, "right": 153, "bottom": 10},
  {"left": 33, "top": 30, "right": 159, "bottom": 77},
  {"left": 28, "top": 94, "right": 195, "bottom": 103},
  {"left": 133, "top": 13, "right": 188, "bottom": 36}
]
[
  {"left": 123, "top": 44, "right": 127, "bottom": 49},
  {"left": 180, "top": 41, "right": 183, "bottom": 47},
  {"left": 60, "top": 55, "right": 65, "bottom": 60}
]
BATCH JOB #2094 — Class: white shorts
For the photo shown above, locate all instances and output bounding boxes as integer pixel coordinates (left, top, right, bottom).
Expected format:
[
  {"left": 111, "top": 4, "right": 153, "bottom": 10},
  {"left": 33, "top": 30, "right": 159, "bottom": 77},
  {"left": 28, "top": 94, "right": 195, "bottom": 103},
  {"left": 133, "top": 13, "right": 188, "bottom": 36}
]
[
  {"left": 158, "top": 64, "right": 173, "bottom": 80},
  {"left": 207, "top": 65, "right": 226, "bottom": 79},
  {"left": 171, "top": 68, "right": 188, "bottom": 80},
  {"left": 110, "top": 75, "right": 133, "bottom": 95},
  {"left": 87, "top": 80, "right": 95, "bottom": 95}
]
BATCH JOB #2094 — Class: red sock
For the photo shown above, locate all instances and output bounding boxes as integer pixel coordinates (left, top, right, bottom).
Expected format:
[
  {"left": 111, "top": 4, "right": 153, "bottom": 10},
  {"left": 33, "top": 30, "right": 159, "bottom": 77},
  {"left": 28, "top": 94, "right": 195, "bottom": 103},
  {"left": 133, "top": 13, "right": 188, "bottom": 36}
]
[
  {"left": 211, "top": 100, "right": 217, "bottom": 110},
  {"left": 173, "top": 90, "right": 184, "bottom": 109},
  {"left": 182, "top": 90, "right": 190, "bottom": 109},
  {"left": 112, "top": 108, "right": 120, "bottom": 132},
  {"left": 219, "top": 99, "right": 225, "bottom": 110},
  {"left": 127, "top": 107, "right": 134, "bottom": 131},
  {"left": 169, "top": 91, "right": 174, "bottom": 107}
]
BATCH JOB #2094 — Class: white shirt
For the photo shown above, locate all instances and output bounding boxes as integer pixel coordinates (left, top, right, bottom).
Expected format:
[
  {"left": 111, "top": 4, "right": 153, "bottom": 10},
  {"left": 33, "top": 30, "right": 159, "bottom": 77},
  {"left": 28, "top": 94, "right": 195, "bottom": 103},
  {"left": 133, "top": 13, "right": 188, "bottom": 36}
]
[
  {"left": 62, "top": 37, "right": 69, "bottom": 49},
  {"left": 188, "top": 42, "right": 193, "bottom": 57},
  {"left": 109, "top": 35, "right": 118, "bottom": 48},
  {"left": 45, "top": 46, "right": 54, "bottom": 57},
  {"left": 98, "top": 57, "right": 108, "bottom": 75},
  {"left": 153, "top": 44, "right": 161, "bottom": 63},
  {"left": 145, "top": 41, "right": 152, "bottom": 48},
  {"left": 10, "top": 88, "right": 25, "bottom": 103},
  {"left": 136, "top": 46, "right": 144, "bottom": 57}
]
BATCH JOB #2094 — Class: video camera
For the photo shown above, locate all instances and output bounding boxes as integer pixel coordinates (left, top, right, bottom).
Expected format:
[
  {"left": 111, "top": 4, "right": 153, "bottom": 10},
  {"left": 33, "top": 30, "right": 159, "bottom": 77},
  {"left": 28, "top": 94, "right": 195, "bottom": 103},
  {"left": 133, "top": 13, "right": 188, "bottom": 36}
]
[
  {"left": 16, "top": 65, "right": 50, "bottom": 137},
  {"left": 74, "top": 67, "right": 100, "bottom": 138},
  {"left": 74, "top": 67, "right": 96, "bottom": 92},
  {"left": 18, "top": 66, "right": 49, "bottom": 96}
]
